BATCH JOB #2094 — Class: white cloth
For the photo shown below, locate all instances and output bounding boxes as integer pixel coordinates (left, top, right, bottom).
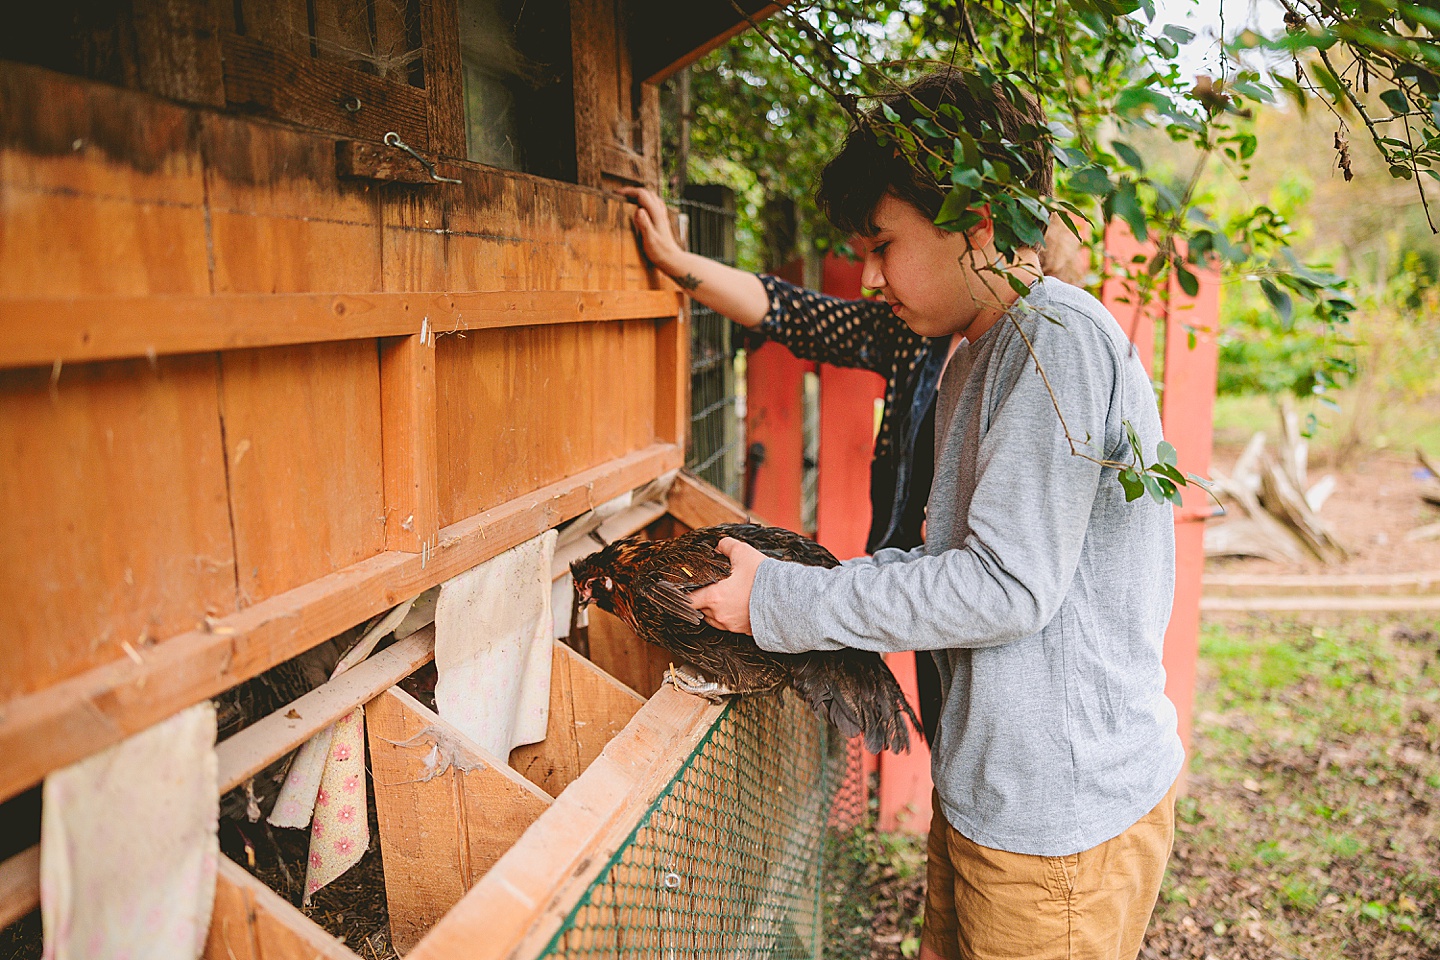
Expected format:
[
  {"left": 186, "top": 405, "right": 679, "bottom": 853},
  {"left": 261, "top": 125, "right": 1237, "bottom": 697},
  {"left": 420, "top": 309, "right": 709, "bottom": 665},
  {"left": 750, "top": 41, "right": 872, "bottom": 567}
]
[
  {"left": 435, "top": 530, "right": 557, "bottom": 757},
  {"left": 41, "top": 703, "right": 219, "bottom": 960}
]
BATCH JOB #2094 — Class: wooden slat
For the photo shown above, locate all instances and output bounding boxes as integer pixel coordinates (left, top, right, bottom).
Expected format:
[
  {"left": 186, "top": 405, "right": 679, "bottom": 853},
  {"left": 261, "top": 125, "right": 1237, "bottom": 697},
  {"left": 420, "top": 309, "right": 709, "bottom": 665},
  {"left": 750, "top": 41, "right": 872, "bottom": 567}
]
[
  {"left": 509, "top": 644, "right": 645, "bottom": 797},
  {"left": 1203, "top": 570, "right": 1440, "bottom": 597},
  {"left": 666, "top": 471, "right": 752, "bottom": 530},
  {"left": 406, "top": 687, "right": 726, "bottom": 960},
  {"left": 204, "top": 857, "right": 359, "bottom": 960},
  {"left": 0, "top": 442, "right": 681, "bottom": 805},
  {"left": 221, "top": 32, "right": 430, "bottom": 149},
  {"left": 367, "top": 687, "right": 552, "bottom": 953},
  {"left": 419, "top": 0, "right": 465, "bottom": 157},
  {"left": 380, "top": 335, "right": 441, "bottom": 552},
  {"left": 0, "top": 844, "right": 40, "bottom": 930},
  {"left": 130, "top": 0, "right": 228, "bottom": 107},
  {"left": 586, "top": 607, "right": 671, "bottom": 698},
  {"left": 1200, "top": 595, "right": 1440, "bottom": 613},
  {"left": 655, "top": 312, "right": 689, "bottom": 447},
  {"left": 216, "top": 628, "right": 437, "bottom": 792},
  {"left": 0, "top": 290, "right": 683, "bottom": 370}
]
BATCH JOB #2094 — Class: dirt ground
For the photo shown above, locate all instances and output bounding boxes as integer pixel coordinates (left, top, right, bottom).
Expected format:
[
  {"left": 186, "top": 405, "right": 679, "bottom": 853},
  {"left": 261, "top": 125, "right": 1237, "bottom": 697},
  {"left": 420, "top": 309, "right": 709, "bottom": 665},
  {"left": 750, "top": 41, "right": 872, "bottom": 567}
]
[{"left": 1206, "top": 444, "right": 1440, "bottom": 577}]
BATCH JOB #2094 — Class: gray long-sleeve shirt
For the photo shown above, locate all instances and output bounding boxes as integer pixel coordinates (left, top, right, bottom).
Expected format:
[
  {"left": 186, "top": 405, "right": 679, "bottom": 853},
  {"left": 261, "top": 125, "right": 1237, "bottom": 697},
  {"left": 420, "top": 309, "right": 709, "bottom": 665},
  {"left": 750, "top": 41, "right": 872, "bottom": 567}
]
[{"left": 751, "top": 277, "right": 1185, "bottom": 856}]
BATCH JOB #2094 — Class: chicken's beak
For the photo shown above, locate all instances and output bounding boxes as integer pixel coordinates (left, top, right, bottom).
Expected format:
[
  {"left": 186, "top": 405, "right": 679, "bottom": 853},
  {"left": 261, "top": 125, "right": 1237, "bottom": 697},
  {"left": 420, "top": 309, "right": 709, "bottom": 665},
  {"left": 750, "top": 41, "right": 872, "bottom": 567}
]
[{"left": 575, "top": 580, "right": 594, "bottom": 607}]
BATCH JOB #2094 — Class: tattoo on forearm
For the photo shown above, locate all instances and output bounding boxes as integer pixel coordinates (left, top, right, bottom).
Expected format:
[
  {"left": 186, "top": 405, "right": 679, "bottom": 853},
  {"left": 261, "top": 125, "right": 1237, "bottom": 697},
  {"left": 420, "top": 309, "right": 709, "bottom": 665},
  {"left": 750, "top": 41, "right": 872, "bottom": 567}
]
[{"left": 676, "top": 272, "right": 702, "bottom": 291}]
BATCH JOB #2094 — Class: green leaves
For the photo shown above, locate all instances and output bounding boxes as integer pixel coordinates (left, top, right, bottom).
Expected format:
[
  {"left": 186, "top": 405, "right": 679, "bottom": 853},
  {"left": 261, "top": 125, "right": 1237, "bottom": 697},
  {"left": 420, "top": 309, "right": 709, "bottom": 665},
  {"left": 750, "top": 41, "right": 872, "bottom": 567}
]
[{"left": 1120, "top": 428, "right": 1194, "bottom": 506}]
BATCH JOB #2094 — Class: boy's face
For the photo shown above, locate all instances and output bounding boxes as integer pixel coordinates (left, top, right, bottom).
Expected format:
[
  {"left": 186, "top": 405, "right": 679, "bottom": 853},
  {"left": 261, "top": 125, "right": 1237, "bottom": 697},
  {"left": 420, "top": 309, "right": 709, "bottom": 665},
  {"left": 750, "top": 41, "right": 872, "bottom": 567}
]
[{"left": 853, "top": 194, "right": 997, "bottom": 339}]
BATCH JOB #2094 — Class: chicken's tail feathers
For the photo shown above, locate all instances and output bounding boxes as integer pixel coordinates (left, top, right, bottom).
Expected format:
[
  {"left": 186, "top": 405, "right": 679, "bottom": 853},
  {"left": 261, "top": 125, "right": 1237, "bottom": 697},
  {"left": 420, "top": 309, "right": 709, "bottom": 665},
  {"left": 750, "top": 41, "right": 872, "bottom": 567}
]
[{"left": 790, "top": 651, "right": 921, "bottom": 755}]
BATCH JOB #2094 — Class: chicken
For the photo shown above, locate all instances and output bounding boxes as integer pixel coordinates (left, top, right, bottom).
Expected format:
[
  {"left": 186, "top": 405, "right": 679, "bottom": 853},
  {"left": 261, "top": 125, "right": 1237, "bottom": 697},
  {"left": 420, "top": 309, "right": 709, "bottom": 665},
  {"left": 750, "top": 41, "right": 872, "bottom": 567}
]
[{"left": 570, "top": 523, "right": 920, "bottom": 753}]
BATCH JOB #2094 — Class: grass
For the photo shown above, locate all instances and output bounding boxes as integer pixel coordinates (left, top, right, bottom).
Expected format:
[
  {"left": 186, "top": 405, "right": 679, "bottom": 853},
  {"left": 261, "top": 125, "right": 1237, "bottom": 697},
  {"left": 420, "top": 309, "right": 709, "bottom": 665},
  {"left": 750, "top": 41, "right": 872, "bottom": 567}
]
[
  {"left": 1144, "top": 614, "right": 1440, "bottom": 959},
  {"left": 1211, "top": 390, "right": 1440, "bottom": 463}
]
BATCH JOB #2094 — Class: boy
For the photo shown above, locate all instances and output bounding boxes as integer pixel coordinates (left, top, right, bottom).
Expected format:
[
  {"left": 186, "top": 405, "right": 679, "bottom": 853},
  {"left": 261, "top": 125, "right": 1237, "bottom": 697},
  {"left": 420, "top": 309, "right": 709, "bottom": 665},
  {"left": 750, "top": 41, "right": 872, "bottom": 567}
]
[{"left": 688, "top": 72, "right": 1183, "bottom": 960}]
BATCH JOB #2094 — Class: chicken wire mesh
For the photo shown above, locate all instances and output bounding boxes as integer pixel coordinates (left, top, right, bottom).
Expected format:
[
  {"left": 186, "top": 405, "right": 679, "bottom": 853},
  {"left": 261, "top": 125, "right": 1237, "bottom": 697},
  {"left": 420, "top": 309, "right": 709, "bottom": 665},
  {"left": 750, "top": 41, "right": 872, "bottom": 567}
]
[{"left": 535, "top": 689, "right": 874, "bottom": 960}]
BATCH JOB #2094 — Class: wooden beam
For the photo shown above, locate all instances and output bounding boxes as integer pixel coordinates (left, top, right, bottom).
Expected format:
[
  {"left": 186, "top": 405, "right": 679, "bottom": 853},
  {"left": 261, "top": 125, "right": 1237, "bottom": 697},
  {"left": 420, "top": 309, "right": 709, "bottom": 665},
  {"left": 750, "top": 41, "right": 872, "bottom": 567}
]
[
  {"left": 380, "top": 335, "right": 441, "bottom": 553},
  {"left": 509, "top": 644, "right": 645, "bottom": 797},
  {"left": 1200, "top": 595, "right": 1440, "bottom": 613},
  {"left": 221, "top": 32, "right": 430, "bottom": 149},
  {"left": 0, "top": 442, "right": 682, "bottom": 805},
  {"left": 215, "top": 629, "right": 436, "bottom": 792},
  {"left": 666, "top": 472, "right": 752, "bottom": 530},
  {"left": 405, "top": 687, "right": 725, "bottom": 960},
  {"left": 204, "top": 857, "right": 359, "bottom": 960},
  {"left": 0, "top": 844, "right": 39, "bottom": 930},
  {"left": 366, "top": 687, "right": 552, "bottom": 954},
  {"left": 0, "top": 289, "right": 683, "bottom": 370}
]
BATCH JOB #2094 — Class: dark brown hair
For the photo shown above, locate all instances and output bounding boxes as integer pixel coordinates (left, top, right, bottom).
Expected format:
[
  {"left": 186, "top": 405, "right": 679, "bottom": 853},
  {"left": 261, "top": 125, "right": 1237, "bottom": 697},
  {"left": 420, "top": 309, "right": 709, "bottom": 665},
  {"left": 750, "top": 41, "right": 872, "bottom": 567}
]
[{"left": 816, "top": 71, "right": 1053, "bottom": 237}]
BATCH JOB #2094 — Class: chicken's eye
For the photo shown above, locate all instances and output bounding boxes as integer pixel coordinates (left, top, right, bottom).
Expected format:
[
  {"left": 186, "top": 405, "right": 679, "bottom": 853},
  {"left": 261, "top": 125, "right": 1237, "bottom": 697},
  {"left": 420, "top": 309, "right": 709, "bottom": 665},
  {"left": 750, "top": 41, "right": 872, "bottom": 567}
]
[{"left": 603, "top": 576, "right": 613, "bottom": 591}]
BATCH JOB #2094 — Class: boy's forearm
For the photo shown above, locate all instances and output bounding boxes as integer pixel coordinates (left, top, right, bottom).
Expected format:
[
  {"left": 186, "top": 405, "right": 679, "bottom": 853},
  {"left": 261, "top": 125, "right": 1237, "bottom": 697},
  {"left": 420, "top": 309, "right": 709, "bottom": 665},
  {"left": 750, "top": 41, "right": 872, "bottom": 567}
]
[{"left": 656, "top": 250, "right": 769, "bottom": 328}]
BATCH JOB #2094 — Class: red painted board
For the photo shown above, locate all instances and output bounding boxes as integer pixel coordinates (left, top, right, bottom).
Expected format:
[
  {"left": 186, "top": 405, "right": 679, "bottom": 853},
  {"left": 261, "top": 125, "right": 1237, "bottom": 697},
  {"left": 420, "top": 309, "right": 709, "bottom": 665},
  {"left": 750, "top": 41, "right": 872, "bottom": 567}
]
[
  {"left": 876, "top": 651, "right": 932, "bottom": 834},
  {"left": 1160, "top": 260, "right": 1220, "bottom": 755},
  {"left": 1100, "top": 222, "right": 1161, "bottom": 377},
  {"left": 745, "top": 259, "right": 811, "bottom": 532}
]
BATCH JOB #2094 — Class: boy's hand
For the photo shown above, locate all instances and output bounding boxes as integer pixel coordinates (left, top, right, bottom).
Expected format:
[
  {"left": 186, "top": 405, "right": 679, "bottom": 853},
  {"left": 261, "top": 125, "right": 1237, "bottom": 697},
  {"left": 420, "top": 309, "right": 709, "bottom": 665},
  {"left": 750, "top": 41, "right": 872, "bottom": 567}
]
[
  {"left": 618, "top": 186, "right": 683, "bottom": 275},
  {"left": 688, "top": 537, "right": 766, "bottom": 635}
]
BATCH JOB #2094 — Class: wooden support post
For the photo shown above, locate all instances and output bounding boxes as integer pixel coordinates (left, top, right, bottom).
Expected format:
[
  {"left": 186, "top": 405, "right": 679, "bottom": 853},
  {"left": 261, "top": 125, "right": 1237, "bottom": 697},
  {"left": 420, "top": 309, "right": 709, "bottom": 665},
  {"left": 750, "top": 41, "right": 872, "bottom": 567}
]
[
  {"left": 585, "top": 608, "right": 672, "bottom": 698},
  {"left": 366, "top": 687, "right": 552, "bottom": 954},
  {"left": 509, "top": 644, "right": 645, "bottom": 797},
  {"left": 380, "top": 335, "right": 440, "bottom": 553},
  {"left": 204, "top": 858, "right": 359, "bottom": 960}
]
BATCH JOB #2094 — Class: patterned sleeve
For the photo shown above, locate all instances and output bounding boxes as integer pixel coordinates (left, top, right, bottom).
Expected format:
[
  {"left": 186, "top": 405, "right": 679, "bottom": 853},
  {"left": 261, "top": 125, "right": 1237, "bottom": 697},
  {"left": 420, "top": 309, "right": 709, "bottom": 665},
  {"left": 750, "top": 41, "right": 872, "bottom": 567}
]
[{"left": 755, "top": 274, "right": 924, "bottom": 376}]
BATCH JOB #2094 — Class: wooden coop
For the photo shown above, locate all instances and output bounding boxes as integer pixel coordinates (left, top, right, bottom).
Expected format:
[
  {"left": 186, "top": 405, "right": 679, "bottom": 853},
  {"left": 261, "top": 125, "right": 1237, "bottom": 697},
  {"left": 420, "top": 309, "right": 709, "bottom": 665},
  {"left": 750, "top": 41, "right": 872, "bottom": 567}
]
[{"left": 0, "top": 2, "right": 853, "bottom": 958}]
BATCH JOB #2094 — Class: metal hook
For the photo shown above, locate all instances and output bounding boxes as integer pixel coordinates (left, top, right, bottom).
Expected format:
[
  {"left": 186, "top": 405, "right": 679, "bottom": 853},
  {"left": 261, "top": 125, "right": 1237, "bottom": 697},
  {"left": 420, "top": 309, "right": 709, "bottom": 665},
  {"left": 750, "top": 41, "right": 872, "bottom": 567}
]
[{"left": 384, "top": 131, "right": 461, "bottom": 185}]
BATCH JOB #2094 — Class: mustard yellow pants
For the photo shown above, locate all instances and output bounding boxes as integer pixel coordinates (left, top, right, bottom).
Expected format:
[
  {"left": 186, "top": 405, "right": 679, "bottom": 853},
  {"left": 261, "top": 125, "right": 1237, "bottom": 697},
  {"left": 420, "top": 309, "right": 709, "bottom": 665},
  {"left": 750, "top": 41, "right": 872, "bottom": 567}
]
[{"left": 921, "top": 781, "right": 1177, "bottom": 960}]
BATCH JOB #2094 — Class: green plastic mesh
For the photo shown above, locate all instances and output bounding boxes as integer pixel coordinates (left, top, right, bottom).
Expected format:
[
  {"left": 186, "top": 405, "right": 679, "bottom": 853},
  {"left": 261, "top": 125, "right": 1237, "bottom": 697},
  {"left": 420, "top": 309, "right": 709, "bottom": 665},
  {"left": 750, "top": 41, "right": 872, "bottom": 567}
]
[{"left": 536, "top": 688, "right": 866, "bottom": 960}]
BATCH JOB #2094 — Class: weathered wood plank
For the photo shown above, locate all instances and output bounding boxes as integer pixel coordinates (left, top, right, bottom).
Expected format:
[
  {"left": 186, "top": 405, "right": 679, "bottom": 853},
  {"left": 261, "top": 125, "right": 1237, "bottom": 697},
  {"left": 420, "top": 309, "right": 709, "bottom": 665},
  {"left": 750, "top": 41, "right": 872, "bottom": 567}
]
[
  {"left": 418, "top": 0, "right": 465, "bottom": 157},
  {"left": 204, "top": 857, "right": 360, "bottom": 960},
  {"left": 509, "top": 643, "right": 645, "bottom": 797},
  {"left": 1200, "top": 595, "right": 1440, "bottom": 613},
  {"left": 367, "top": 687, "right": 552, "bottom": 953},
  {"left": 0, "top": 290, "right": 683, "bottom": 370},
  {"left": 380, "top": 334, "right": 441, "bottom": 553},
  {"left": 406, "top": 686, "right": 724, "bottom": 960},
  {"left": 1203, "top": 570, "right": 1440, "bottom": 597},
  {"left": 0, "top": 442, "right": 681, "bottom": 805},
  {"left": 221, "top": 32, "right": 430, "bottom": 148}
]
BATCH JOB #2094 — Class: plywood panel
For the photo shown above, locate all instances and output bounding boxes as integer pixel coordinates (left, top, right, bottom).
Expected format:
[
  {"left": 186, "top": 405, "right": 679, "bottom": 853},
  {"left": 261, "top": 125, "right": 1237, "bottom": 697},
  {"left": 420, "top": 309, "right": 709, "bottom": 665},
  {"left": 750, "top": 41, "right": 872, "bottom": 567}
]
[
  {"left": 219, "top": 340, "right": 386, "bottom": 606},
  {"left": 585, "top": 608, "right": 670, "bottom": 698},
  {"left": 0, "top": 356, "right": 236, "bottom": 702},
  {"left": 435, "top": 320, "right": 657, "bottom": 525},
  {"left": 201, "top": 111, "right": 382, "bottom": 295}
]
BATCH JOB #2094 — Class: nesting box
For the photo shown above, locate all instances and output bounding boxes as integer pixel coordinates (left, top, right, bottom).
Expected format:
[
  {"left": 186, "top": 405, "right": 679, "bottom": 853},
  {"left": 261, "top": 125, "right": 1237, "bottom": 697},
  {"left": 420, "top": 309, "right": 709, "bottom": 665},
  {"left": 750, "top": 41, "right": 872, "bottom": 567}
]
[{"left": 0, "top": 1, "right": 850, "bottom": 956}]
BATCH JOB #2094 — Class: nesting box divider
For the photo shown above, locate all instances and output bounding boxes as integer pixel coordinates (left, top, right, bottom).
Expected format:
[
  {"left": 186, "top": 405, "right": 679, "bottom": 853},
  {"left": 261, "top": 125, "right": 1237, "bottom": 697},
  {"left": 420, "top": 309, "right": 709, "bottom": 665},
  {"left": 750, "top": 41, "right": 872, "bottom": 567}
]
[
  {"left": 366, "top": 687, "right": 553, "bottom": 953},
  {"left": 206, "top": 858, "right": 360, "bottom": 960},
  {"left": 509, "top": 645, "right": 646, "bottom": 798}
]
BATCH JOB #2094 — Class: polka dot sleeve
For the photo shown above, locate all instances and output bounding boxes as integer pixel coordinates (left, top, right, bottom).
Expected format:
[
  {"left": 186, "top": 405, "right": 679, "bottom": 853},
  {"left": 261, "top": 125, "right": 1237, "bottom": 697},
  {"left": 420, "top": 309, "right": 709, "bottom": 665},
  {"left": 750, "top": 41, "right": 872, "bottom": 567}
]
[{"left": 756, "top": 274, "right": 925, "bottom": 375}]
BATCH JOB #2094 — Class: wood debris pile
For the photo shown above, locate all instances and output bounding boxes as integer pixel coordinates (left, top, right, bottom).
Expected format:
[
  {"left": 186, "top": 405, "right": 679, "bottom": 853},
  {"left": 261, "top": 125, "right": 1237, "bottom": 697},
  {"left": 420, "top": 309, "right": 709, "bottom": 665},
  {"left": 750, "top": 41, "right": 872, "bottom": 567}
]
[
  {"left": 1205, "top": 402, "right": 1348, "bottom": 565},
  {"left": 1405, "top": 447, "right": 1440, "bottom": 543}
]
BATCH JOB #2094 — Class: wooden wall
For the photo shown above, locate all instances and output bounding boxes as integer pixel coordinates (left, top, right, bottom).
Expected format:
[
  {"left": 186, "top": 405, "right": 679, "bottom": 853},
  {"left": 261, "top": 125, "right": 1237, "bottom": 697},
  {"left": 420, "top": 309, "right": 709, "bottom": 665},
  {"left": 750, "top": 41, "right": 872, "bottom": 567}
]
[{"left": 0, "top": 0, "right": 685, "bottom": 804}]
